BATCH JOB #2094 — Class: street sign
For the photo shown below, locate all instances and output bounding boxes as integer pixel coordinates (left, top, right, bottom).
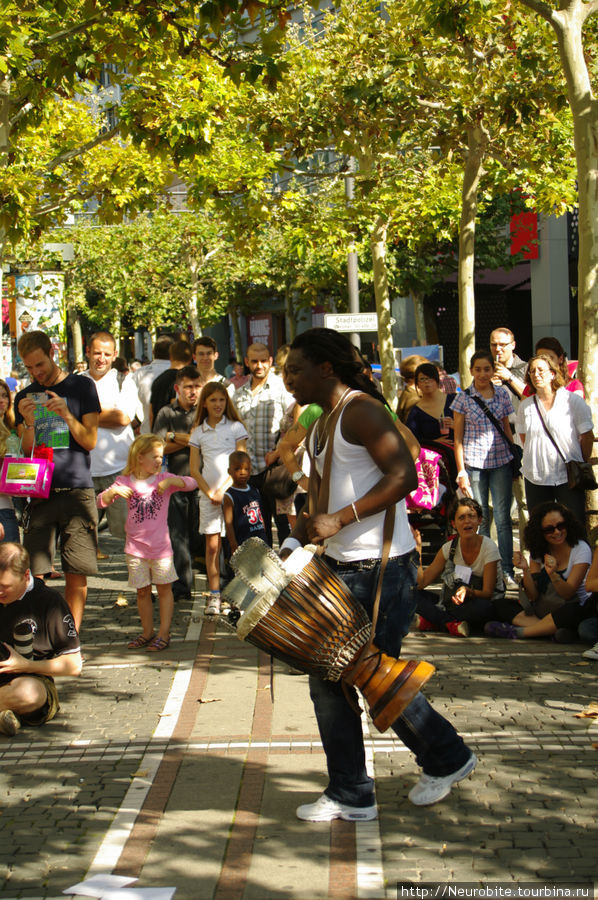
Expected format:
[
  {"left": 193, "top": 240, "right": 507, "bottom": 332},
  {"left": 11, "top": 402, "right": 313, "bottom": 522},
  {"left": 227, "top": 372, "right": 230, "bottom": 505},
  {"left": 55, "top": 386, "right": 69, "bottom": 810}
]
[{"left": 323, "top": 313, "right": 378, "bottom": 333}]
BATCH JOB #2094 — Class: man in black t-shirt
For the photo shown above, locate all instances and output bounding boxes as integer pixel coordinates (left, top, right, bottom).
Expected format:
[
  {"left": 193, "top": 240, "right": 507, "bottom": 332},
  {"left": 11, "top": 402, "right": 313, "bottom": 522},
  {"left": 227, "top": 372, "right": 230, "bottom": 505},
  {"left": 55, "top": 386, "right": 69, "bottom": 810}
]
[
  {"left": 15, "top": 331, "right": 101, "bottom": 630},
  {"left": 0, "top": 544, "right": 82, "bottom": 737}
]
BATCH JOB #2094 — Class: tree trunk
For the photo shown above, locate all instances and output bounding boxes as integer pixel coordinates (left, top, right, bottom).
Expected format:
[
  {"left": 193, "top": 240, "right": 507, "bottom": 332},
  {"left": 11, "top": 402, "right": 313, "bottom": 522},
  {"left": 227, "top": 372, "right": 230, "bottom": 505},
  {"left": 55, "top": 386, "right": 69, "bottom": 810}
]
[
  {"left": 68, "top": 303, "right": 84, "bottom": 363},
  {"left": 411, "top": 290, "right": 427, "bottom": 345},
  {"left": 370, "top": 215, "right": 398, "bottom": 408},
  {"left": 187, "top": 257, "right": 202, "bottom": 337},
  {"left": 230, "top": 306, "right": 243, "bottom": 361},
  {"left": 518, "top": 0, "right": 598, "bottom": 536},
  {"left": 285, "top": 288, "right": 297, "bottom": 342},
  {"left": 458, "top": 123, "right": 486, "bottom": 389}
]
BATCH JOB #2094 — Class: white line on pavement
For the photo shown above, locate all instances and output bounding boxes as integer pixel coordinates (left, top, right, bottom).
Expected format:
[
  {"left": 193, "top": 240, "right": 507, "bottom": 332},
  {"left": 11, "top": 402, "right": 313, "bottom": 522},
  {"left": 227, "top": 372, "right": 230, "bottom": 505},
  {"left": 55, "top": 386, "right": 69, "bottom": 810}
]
[{"left": 86, "top": 595, "right": 204, "bottom": 877}]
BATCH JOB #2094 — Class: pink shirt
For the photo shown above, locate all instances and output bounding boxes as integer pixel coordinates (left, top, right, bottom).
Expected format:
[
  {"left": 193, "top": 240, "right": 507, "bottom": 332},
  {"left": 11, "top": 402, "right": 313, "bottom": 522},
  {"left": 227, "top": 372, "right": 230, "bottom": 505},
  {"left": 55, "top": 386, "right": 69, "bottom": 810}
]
[{"left": 99, "top": 473, "right": 197, "bottom": 559}]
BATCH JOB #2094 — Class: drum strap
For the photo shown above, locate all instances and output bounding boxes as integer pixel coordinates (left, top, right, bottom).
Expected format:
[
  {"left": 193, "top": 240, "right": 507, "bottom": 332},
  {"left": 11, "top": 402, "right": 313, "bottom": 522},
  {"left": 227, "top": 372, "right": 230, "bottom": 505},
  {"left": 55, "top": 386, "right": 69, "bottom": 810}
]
[{"left": 305, "top": 390, "right": 396, "bottom": 651}]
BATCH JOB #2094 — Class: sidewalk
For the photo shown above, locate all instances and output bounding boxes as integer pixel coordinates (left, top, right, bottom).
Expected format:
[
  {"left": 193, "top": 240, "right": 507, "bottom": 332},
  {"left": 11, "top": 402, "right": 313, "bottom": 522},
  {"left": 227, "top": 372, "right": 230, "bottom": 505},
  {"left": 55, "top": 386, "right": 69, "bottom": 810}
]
[{"left": 0, "top": 536, "right": 596, "bottom": 899}]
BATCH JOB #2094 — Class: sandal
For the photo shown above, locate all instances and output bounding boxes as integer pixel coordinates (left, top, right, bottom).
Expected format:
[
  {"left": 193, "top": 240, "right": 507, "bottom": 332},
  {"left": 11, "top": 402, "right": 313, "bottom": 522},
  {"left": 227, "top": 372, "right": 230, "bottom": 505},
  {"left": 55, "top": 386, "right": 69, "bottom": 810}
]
[
  {"left": 146, "top": 635, "right": 170, "bottom": 652},
  {"left": 127, "top": 633, "right": 156, "bottom": 650}
]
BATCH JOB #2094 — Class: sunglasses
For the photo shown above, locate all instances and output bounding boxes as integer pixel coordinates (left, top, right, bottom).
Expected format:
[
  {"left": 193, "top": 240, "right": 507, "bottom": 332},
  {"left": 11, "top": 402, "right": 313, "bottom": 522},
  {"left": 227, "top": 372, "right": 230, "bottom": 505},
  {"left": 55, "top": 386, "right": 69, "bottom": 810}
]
[{"left": 542, "top": 521, "right": 567, "bottom": 535}]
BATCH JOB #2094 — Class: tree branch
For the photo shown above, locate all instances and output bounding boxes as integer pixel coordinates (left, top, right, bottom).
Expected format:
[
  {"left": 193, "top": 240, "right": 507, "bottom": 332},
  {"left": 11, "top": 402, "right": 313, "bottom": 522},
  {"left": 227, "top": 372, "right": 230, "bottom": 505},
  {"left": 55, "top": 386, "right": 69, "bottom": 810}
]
[
  {"left": 34, "top": 12, "right": 107, "bottom": 47},
  {"left": 582, "top": 0, "right": 598, "bottom": 21},
  {"left": 39, "top": 124, "right": 120, "bottom": 177},
  {"left": 515, "top": 0, "right": 556, "bottom": 23}
]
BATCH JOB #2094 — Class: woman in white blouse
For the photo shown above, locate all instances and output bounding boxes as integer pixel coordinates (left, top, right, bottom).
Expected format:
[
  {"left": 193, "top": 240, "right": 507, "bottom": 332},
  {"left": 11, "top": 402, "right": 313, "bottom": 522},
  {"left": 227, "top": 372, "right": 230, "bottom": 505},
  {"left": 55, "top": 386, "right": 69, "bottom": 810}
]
[{"left": 516, "top": 355, "right": 594, "bottom": 527}]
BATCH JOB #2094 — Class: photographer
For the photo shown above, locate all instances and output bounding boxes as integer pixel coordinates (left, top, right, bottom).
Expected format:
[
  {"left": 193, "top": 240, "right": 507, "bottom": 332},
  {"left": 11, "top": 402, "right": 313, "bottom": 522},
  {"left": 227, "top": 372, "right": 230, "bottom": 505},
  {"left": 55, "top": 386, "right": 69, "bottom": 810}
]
[
  {"left": 414, "top": 497, "right": 505, "bottom": 636},
  {"left": 0, "top": 543, "right": 81, "bottom": 737}
]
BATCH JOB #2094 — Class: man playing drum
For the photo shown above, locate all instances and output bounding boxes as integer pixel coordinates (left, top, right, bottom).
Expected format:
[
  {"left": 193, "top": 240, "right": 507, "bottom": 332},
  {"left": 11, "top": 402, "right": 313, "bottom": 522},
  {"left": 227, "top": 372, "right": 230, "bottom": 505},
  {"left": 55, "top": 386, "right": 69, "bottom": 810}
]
[{"left": 280, "top": 328, "right": 476, "bottom": 821}]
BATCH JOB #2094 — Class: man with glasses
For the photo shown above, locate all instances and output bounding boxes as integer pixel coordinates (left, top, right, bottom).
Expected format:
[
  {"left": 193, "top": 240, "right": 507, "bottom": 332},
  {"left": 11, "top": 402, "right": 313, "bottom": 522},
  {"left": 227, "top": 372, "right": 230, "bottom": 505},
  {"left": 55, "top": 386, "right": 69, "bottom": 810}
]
[
  {"left": 490, "top": 327, "right": 528, "bottom": 559},
  {"left": 490, "top": 327, "right": 527, "bottom": 400}
]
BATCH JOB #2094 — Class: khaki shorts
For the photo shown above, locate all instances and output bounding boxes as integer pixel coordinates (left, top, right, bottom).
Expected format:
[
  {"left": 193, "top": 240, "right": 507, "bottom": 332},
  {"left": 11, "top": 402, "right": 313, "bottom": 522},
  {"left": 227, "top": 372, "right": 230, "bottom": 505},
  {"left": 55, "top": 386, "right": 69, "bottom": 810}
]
[
  {"left": 16, "top": 675, "right": 60, "bottom": 727},
  {"left": 24, "top": 488, "right": 98, "bottom": 576},
  {"left": 126, "top": 554, "right": 177, "bottom": 589}
]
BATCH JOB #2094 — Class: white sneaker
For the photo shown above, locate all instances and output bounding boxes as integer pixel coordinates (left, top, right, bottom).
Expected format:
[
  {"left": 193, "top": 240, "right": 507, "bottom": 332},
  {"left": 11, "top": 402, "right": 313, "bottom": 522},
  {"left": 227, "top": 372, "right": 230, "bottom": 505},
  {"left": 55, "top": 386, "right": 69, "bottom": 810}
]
[
  {"left": 582, "top": 642, "right": 598, "bottom": 660},
  {"left": 408, "top": 752, "right": 477, "bottom": 806},
  {"left": 296, "top": 793, "right": 378, "bottom": 822},
  {"left": 0, "top": 710, "right": 20, "bottom": 737},
  {"left": 205, "top": 595, "right": 221, "bottom": 616},
  {"left": 504, "top": 575, "right": 518, "bottom": 591}
]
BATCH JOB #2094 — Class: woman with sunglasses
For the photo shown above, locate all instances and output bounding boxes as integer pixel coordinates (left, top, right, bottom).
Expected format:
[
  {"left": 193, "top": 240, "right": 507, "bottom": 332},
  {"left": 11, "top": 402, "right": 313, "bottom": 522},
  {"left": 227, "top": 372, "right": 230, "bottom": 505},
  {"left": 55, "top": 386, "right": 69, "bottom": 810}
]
[{"left": 484, "top": 502, "right": 594, "bottom": 640}]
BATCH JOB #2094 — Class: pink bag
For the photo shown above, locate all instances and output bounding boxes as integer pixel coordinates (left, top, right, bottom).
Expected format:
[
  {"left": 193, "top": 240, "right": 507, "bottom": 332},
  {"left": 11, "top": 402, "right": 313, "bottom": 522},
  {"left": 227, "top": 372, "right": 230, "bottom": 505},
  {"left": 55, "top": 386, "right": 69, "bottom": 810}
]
[
  {"left": 0, "top": 452, "right": 54, "bottom": 499},
  {"left": 406, "top": 448, "right": 441, "bottom": 511}
]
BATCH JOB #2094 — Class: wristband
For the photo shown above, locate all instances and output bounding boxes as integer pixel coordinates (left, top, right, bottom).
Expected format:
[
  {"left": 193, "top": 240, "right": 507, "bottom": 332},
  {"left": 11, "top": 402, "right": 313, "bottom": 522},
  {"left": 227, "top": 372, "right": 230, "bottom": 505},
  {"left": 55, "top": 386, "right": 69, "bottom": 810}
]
[
  {"left": 280, "top": 537, "right": 302, "bottom": 554},
  {"left": 456, "top": 470, "right": 468, "bottom": 481},
  {"left": 351, "top": 502, "right": 360, "bottom": 523}
]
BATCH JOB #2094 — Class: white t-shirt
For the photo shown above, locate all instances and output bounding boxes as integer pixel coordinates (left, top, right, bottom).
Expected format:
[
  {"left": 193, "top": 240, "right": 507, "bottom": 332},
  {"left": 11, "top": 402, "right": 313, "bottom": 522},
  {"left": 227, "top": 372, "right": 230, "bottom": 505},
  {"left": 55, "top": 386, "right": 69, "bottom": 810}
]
[
  {"left": 516, "top": 389, "right": 594, "bottom": 486},
  {"left": 132, "top": 359, "right": 171, "bottom": 434},
  {"left": 311, "top": 396, "right": 415, "bottom": 563},
  {"left": 83, "top": 370, "right": 139, "bottom": 477},
  {"left": 533, "top": 540, "right": 592, "bottom": 604},
  {"left": 188, "top": 417, "right": 248, "bottom": 489},
  {"left": 442, "top": 535, "right": 504, "bottom": 595}
]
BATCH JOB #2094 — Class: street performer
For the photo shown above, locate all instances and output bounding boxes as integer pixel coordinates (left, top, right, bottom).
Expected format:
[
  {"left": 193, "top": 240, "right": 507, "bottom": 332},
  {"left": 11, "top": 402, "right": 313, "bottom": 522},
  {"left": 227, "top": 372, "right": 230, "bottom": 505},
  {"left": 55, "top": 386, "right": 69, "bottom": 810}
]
[{"left": 281, "top": 328, "right": 476, "bottom": 821}]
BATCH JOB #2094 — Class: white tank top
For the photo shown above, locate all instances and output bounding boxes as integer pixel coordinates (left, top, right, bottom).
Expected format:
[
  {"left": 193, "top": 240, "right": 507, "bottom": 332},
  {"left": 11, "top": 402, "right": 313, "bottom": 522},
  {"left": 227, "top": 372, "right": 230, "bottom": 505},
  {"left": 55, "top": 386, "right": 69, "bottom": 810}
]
[{"left": 309, "top": 395, "right": 415, "bottom": 562}]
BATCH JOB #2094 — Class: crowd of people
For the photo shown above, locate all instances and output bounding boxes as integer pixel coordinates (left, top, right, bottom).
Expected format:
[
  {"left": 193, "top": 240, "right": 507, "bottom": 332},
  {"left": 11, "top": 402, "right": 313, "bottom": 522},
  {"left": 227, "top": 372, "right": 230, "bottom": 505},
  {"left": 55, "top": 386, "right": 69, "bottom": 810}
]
[{"left": 0, "top": 322, "right": 597, "bottom": 778}]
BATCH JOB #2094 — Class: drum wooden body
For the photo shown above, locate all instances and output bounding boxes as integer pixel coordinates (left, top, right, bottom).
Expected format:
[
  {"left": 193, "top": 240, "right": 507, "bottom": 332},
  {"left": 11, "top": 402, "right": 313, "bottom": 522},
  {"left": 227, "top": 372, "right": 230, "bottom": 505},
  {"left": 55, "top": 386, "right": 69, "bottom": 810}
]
[{"left": 233, "top": 549, "right": 435, "bottom": 733}]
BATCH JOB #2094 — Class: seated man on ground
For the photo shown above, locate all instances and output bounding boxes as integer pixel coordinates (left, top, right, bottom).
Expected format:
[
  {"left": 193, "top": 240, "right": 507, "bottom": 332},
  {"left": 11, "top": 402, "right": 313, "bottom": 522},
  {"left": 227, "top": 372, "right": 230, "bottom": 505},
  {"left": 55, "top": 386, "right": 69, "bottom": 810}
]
[
  {"left": 414, "top": 497, "right": 505, "bottom": 637},
  {"left": 0, "top": 543, "right": 82, "bottom": 736}
]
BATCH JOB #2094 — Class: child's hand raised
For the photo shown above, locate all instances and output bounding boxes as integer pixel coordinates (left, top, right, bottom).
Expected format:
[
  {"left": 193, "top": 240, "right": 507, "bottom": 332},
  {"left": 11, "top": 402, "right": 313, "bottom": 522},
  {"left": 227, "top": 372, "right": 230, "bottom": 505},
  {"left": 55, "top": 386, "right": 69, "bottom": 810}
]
[
  {"left": 157, "top": 477, "right": 181, "bottom": 495},
  {"left": 110, "top": 484, "right": 133, "bottom": 501}
]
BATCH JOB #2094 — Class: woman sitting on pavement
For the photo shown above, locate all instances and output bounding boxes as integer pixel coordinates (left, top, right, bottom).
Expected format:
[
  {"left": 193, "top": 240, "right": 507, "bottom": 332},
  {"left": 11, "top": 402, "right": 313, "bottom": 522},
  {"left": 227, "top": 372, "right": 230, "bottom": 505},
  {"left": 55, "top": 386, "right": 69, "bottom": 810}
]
[
  {"left": 414, "top": 497, "right": 505, "bottom": 637},
  {"left": 578, "top": 547, "right": 598, "bottom": 659},
  {"left": 485, "top": 501, "right": 595, "bottom": 641}
]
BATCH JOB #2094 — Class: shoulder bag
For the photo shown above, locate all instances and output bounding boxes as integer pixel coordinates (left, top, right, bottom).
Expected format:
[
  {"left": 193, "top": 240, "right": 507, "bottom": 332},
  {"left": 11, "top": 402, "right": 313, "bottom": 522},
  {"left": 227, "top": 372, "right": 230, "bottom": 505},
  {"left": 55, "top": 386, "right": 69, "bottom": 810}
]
[{"left": 532, "top": 396, "right": 597, "bottom": 491}]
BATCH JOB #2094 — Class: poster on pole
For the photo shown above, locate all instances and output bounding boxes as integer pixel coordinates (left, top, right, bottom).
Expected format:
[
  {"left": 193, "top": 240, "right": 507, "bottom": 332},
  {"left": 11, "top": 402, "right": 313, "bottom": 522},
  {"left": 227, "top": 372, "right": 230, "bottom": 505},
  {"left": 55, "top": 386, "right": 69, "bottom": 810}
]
[{"left": 15, "top": 272, "right": 66, "bottom": 359}]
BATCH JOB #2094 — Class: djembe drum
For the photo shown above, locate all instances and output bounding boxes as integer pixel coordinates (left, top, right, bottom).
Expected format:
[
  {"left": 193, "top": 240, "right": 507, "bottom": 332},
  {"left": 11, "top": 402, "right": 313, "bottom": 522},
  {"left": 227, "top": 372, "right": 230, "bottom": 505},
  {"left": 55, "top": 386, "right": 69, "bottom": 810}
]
[{"left": 223, "top": 538, "right": 435, "bottom": 733}]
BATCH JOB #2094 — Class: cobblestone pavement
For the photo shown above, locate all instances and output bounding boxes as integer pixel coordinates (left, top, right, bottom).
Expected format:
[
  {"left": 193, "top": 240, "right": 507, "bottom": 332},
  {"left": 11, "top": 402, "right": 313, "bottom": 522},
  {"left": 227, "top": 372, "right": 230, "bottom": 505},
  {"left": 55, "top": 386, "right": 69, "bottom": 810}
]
[{"left": 0, "top": 535, "right": 596, "bottom": 899}]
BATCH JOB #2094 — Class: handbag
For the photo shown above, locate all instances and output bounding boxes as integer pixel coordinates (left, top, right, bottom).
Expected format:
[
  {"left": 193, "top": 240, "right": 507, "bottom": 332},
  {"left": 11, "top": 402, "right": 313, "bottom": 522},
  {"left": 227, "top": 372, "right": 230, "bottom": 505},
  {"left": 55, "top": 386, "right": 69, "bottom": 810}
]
[
  {"left": 406, "top": 447, "right": 442, "bottom": 511},
  {"left": 532, "top": 397, "right": 597, "bottom": 491},
  {"left": 0, "top": 444, "right": 54, "bottom": 499},
  {"left": 467, "top": 390, "right": 523, "bottom": 478}
]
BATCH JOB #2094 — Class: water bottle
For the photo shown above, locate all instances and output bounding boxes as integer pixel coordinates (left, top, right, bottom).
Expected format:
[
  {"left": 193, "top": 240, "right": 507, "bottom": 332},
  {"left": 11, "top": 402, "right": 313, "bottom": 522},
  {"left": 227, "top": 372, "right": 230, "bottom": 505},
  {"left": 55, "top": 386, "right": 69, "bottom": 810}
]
[{"left": 5, "top": 431, "right": 21, "bottom": 458}]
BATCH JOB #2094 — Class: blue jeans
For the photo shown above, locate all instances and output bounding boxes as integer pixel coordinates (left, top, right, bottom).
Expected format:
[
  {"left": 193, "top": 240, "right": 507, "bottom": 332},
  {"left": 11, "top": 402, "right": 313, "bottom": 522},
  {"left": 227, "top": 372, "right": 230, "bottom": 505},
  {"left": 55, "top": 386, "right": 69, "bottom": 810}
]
[
  {"left": 0, "top": 507, "right": 20, "bottom": 543},
  {"left": 467, "top": 463, "right": 513, "bottom": 577},
  {"left": 309, "top": 551, "right": 472, "bottom": 806}
]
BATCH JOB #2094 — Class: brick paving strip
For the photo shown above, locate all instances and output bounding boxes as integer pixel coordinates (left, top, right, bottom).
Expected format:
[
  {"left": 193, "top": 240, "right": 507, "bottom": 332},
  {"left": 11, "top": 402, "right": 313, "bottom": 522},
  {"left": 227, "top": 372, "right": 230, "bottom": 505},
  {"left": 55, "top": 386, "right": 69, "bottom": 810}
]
[
  {"left": 89, "top": 614, "right": 373, "bottom": 900},
  {"left": 108, "top": 615, "right": 218, "bottom": 878}
]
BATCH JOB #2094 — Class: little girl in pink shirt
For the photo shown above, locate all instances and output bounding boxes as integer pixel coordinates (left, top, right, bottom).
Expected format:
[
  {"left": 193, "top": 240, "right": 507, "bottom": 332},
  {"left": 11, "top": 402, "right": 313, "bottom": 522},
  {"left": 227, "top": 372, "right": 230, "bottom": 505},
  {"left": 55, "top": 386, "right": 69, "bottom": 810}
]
[{"left": 98, "top": 434, "right": 196, "bottom": 651}]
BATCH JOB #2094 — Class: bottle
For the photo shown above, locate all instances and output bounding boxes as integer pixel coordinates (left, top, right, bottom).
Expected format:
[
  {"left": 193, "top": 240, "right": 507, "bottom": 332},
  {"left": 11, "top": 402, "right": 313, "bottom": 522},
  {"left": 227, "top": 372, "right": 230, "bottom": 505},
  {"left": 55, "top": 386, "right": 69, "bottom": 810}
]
[{"left": 5, "top": 431, "right": 21, "bottom": 458}]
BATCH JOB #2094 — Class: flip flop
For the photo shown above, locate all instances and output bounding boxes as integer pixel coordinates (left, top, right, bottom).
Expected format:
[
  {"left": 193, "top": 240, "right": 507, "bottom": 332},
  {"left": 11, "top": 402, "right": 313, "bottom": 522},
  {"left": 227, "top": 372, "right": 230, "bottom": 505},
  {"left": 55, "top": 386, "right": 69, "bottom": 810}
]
[
  {"left": 127, "top": 633, "right": 156, "bottom": 650},
  {"left": 146, "top": 636, "right": 170, "bottom": 652}
]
